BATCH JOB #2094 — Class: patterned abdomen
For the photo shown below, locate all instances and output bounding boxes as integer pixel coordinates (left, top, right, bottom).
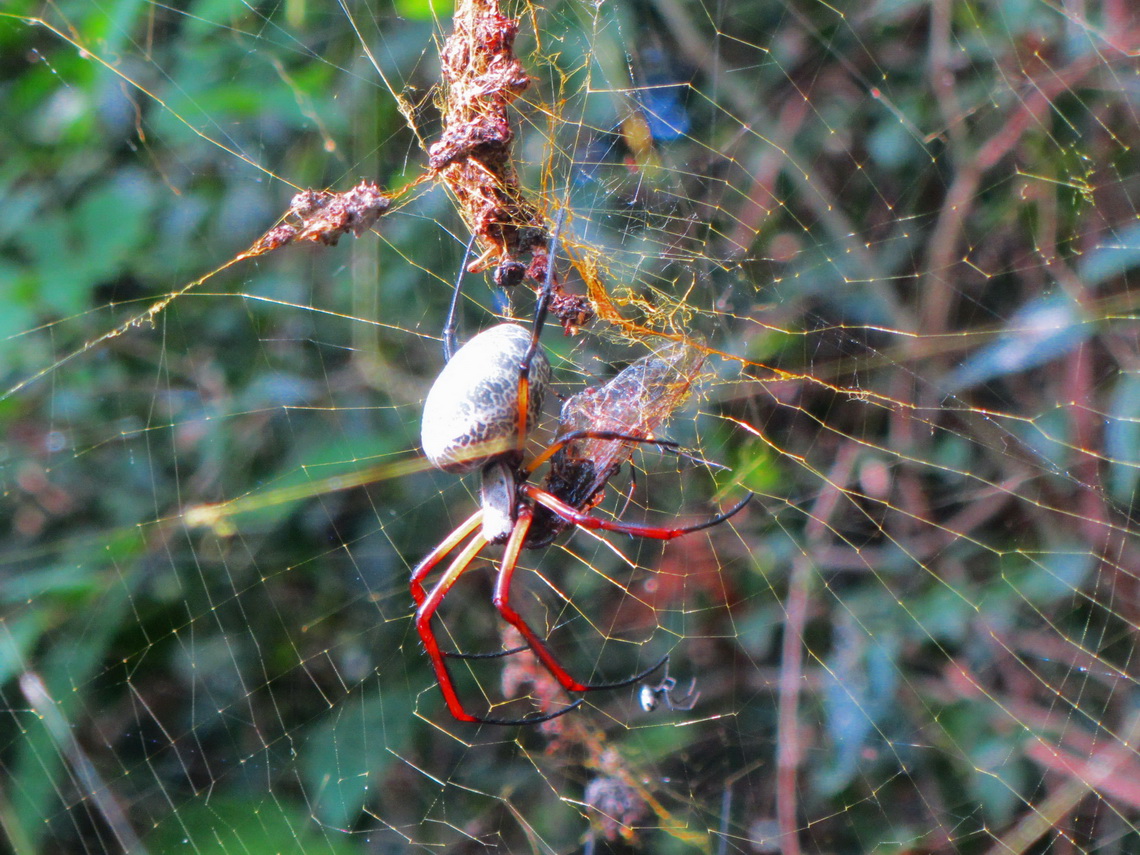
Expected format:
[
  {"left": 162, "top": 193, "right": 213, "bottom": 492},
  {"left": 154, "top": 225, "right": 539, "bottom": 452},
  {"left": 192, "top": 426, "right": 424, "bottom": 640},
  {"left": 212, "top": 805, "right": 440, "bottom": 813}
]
[{"left": 421, "top": 324, "right": 550, "bottom": 473}]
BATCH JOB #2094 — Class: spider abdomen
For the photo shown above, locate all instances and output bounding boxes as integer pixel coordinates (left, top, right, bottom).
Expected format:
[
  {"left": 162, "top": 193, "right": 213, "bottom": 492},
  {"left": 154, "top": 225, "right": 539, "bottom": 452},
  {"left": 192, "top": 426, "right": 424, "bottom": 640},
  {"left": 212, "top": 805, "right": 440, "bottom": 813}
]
[{"left": 421, "top": 323, "right": 551, "bottom": 473}]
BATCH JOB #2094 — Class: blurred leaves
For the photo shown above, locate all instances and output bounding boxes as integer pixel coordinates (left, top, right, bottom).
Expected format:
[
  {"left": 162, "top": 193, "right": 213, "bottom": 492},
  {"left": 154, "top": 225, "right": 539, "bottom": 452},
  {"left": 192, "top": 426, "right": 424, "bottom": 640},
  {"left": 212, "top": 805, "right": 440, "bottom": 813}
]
[
  {"left": 1, "top": 1, "right": 1139, "bottom": 854},
  {"left": 818, "top": 614, "right": 900, "bottom": 795},
  {"left": 12, "top": 172, "right": 157, "bottom": 317},
  {"left": 1078, "top": 222, "right": 1140, "bottom": 288},
  {"left": 301, "top": 692, "right": 414, "bottom": 829},
  {"left": 146, "top": 795, "right": 359, "bottom": 854},
  {"left": 941, "top": 294, "right": 1092, "bottom": 394},
  {"left": 1107, "top": 370, "right": 1140, "bottom": 505}
]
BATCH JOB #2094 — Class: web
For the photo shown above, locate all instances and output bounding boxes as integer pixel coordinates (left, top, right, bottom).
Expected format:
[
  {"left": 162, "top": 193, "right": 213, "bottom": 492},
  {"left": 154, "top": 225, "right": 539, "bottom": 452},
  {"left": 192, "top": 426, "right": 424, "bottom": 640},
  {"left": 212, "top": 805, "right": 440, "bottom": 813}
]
[{"left": 2, "top": 0, "right": 1139, "bottom": 852}]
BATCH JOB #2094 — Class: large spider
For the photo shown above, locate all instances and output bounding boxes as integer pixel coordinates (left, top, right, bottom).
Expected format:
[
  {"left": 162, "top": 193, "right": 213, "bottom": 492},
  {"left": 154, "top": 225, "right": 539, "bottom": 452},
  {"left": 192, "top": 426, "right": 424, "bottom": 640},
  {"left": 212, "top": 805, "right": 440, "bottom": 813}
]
[{"left": 412, "top": 229, "right": 750, "bottom": 725}]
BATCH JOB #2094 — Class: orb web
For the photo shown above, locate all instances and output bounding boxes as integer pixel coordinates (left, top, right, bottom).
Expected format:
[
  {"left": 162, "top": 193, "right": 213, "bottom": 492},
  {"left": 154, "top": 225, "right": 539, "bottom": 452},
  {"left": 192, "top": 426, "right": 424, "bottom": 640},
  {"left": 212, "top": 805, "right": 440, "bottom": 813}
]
[{"left": 1, "top": 1, "right": 1139, "bottom": 853}]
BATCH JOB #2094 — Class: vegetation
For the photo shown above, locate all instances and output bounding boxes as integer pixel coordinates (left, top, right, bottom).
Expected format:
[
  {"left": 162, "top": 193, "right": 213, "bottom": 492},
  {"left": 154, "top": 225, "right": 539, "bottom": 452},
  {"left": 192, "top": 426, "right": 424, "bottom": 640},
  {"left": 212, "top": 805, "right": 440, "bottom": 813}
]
[{"left": 1, "top": 1, "right": 1138, "bottom": 853}]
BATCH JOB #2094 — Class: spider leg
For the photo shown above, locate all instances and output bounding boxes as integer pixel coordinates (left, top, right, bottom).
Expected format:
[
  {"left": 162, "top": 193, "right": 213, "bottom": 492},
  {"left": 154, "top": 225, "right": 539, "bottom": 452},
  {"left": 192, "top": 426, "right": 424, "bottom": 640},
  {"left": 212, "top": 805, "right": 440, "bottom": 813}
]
[
  {"left": 515, "top": 209, "right": 565, "bottom": 451},
  {"left": 524, "top": 429, "right": 683, "bottom": 475},
  {"left": 669, "top": 678, "right": 700, "bottom": 710},
  {"left": 445, "top": 618, "right": 576, "bottom": 660},
  {"left": 494, "top": 504, "right": 671, "bottom": 694},
  {"left": 658, "top": 676, "right": 700, "bottom": 711},
  {"left": 414, "top": 520, "right": 583, "bottom": 725},
  {"left": 466, "top": 244, "right": 498, "bottom": 274},
  {"left": 639, "top": 662, "right": 701, "bottom": 711},
  {"left": 525, "top": 428, "right": 732, "bottom": 476},
  {"left": 414, "top": 533, "right": 487, "bottom": 721},
  {"left": 410, "top": 507, "right": 530, "bottom": 660},
  {"left": 409, "top": 509, "right": 482, "bottom": 606},
  {"left": 442, "top": 231, "right": 481, "bottom": 362},
  {"left": 444, "top": 642, "right": 531, "bottom": 660},
  {"left": 615, "top": 464, "right": 635, "bottom": 521},
  {"left": 525, "top": 486, "right": 753, "bottom": 540}
]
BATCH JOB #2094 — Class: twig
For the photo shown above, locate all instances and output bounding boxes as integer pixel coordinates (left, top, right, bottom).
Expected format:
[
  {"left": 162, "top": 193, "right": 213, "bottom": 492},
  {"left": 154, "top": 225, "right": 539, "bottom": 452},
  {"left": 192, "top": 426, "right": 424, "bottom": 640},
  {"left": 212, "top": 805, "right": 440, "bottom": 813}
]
[
  {"left": 776, "top": 442, "right": 860, "bottom": 855},
  {"left": 20, "top": 673, "right": 149, "bottom": 855},
  {"left": 919, "top": 53, "right": 1102, "bottom": 334}
]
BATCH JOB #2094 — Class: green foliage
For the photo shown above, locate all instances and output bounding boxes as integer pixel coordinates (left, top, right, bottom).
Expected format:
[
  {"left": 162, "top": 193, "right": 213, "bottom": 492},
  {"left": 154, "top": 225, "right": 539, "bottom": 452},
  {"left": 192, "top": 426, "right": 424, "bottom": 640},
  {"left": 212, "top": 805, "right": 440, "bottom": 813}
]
[
  {"left": 146, "top": 795, "right": 360, "bottom": 854},
  {"left": 1, "top": 0, "right": 1138, "bottom": 853}
]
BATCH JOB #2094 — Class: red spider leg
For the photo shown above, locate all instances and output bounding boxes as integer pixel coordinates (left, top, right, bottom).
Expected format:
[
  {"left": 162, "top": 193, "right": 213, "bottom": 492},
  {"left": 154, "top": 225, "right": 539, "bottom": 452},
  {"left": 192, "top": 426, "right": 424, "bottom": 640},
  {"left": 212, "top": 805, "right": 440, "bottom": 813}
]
[
  {"left": 593, "top": 439, "right": 734, "bottom": 518},
  {"left": 439, "top": 429, "right": 706, "bottom": 665},
  {"left": 414, "top": 516, "right": 584, "bottom": 725},
  {"left": 414, "top": 533, "right": 491, "bottom": 721},
  {"left": 493, "top": 503, "right": 670, "bottom": 695},
  {"left": 409, "top": 509, "right": 482, "bottom": 606},
  {"left": 526, "top": 486, "right": 752, "bottom": 540},
  {"left": 408, "top": 507, "right": 530, "bottom": 661}
]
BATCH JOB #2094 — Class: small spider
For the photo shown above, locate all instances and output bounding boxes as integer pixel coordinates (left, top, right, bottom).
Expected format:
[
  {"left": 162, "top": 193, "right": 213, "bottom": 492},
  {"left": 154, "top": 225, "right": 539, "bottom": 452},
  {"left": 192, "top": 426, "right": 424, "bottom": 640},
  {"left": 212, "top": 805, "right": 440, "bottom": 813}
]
[
  {"left": 412, "top": 225, "right": 750, "bottom": 725},
  {"left": 638, "top": 673, "right": 700, "bottom": 713}
]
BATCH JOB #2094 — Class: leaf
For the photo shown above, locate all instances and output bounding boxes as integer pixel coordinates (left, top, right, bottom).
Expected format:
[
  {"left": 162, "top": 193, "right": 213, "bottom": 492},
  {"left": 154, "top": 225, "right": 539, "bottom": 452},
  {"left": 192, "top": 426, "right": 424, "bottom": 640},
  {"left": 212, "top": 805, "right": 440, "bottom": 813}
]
[
  {"left": 396, "top": 0, "right": 455, "bottom": 20},
  {"left": 15, "top": 174, "right": 156, "bottom": 316},
  {"left": 1000, "top": 550, "right": 1093, "bottom": 608},
  {"left": 301, "top": 692, "right": 414, "bottom": 829},
  {"left": 0, "top": 262, "right": 39, "bottom": 365},
  {"left": 942, "top": 293, "right": 1092, "bottom": 394},
  {"left": 1077, "top": 221, "right": 1140, "bottom": 288},
  {"left": 75, "top": 170, "right": 156, "bottom": 276},
  {"left": 0, "top": 614, "right": 48, "bottom": 687},
  {"left": 1105, "top": 370, "right": 1140, "bottom": 504},
  {"left": 145, "top": 795, "right": 359, "bottom": 854},
  {"left": 818, "top": 613, "right": 899, "bottom": 794},
  {"left": 8, "top": 562, "right": 137, "bottom": 850}
]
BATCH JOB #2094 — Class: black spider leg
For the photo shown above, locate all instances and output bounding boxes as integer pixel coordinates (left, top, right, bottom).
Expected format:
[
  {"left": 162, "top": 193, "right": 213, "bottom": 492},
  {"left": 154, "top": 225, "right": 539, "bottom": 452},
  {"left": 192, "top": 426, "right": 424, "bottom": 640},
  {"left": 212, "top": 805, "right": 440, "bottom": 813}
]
[
  {"left": 507, "top": 207, "right": 567, "bottom": 464},
  {"left": 442, "top": 231, "right": 481, "bottom": 362},
  {"left": 552, "top": 429, "right": 742, "bottom": 521},
  {"left": 588, "top": 651, "right": 672, "bottom": 691},
  {"left": 598, "top": 441, "right": 726, "bottom": 521},
  {"left": 603, "top": 449, "right": 730, "bottom": 518},
  {"left": 470, "top": 698, "right": 586, "bottom": 728},
  {"left": 668, "top": 677, "right": 700, "bottom": 708},
  {"left": 521, "top": 208, "right": 567, "bottom": 374},
  {"left": 447, "top": 454, "right": 753, "bottom": 667},
  {"left": 543, "top": 429, "right": 683, "bottom": 462},
  {"left": 640, "top": 675, "right": 700, "bottom": 712},
  {"left": 444, "top": 618, "right": 577, "bottom": 660},
  {"left": 527, "top": 429, "right": 748, "bottom": 484},
  {"left": 460, "top": 512, "right": 672, "bottom": 726},
  {"left": 445, "top": 644, "right": 530, "bottom": 661},
  {"left": 540, "top": 429, "right": 754, "bottom": 525},
  {"left": 460, "top": 652, "right": 671, "bottom": 710}
]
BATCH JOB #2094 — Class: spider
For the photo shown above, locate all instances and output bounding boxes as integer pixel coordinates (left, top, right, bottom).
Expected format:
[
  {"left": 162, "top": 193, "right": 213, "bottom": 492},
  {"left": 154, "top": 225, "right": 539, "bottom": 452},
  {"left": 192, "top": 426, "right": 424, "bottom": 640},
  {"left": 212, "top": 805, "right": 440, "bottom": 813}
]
[
  {"left": 638, "top": 670, "right": 700, "bottom": 713},
  {"left": 412, "top": 225, "right": 750, "bottom": 725}
]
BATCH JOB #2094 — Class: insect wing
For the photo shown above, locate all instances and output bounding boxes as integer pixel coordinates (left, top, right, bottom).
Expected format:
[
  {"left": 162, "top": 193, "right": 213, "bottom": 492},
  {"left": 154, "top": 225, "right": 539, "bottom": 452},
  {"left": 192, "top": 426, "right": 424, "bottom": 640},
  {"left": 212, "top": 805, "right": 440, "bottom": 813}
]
[{"left": 556, "top": 341, "right": 706, "bottom": 504}]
